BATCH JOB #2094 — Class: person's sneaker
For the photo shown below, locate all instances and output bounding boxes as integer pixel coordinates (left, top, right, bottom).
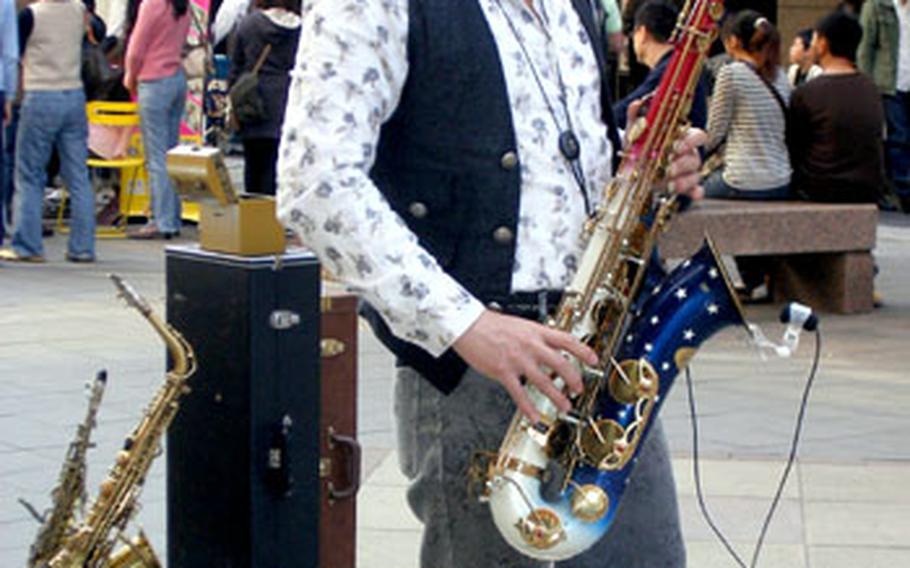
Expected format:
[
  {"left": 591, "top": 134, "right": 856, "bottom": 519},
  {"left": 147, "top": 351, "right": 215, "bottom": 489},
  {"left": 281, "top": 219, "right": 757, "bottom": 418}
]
[
  {"left": 65, "top": 252, "right": 96, "bottom": 263},
  {"left": 0, "top": 248, "right": 46, "bottom": 263}
]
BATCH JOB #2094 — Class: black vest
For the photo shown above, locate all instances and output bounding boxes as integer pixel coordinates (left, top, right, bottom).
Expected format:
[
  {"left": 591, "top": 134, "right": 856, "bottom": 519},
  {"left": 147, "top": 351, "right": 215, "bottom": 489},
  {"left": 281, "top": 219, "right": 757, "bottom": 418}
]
[{"left": 362, "top": 0, "right": 622, "bottom": 393}]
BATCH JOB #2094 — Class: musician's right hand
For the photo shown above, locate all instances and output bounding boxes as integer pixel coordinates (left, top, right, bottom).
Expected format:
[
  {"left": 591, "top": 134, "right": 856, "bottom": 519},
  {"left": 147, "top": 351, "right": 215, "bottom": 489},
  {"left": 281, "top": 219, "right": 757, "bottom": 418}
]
[{"left": 452, "top": 310, "right": 598, "bottom": 422}]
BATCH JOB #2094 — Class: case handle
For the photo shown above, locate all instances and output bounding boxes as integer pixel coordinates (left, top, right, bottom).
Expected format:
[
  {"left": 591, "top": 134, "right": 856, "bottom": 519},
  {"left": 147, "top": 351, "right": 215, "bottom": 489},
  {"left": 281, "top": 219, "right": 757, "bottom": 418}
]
[{"left": 327, "top": 426, "right": 361, "bottom": 503}]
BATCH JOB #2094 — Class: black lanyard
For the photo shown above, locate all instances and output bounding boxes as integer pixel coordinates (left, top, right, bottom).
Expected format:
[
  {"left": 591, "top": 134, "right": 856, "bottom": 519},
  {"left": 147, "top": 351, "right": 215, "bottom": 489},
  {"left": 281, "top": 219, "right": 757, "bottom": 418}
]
[{"left": 492, "top": 0, "right": 591, "bottom": 215}]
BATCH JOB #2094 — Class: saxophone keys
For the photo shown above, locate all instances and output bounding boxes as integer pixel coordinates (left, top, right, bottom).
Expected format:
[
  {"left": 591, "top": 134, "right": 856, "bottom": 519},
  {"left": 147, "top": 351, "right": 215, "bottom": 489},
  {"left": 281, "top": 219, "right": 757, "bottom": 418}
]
[
  {"left": 570, "top": 484, "right": 609, "bottom": 523},
  {"left": 515, "top": 508, "right": 565, "bottom": 551},
  {"left": 99, "top": 478, "right": 117, "bottom": 499},
  {"left": 608, "top": 359, "right": 659, "bottom": 404},
  {"left": 578, "top": 419, "right": 624, "bottom": 468}
]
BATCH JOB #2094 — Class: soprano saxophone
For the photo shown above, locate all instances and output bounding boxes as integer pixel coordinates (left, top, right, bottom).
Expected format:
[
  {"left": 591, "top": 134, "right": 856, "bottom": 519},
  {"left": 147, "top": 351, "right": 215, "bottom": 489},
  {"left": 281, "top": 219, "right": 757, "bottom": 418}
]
[
  {"left": 482, "top": 0, "right": 746, "bottom": 560},
  {"left": 47, "top": 275, "right": 196, "bottom": 568},
  {"left": 25, "top": 371, "right": 107, "bottom": 568}
]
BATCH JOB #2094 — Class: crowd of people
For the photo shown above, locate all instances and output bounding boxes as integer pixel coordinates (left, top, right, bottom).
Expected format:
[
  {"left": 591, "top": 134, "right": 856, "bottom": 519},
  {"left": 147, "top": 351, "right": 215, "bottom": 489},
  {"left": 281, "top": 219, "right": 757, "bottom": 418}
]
[{"left": 0, "top": 0, "right": 906, "bottom": 265}]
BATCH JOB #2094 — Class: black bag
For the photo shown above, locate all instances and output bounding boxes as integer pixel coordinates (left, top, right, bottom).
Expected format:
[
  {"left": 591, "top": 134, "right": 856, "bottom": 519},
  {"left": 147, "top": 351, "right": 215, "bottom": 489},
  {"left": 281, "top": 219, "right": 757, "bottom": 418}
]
[{"left": 229, "top": 44, "right": 272, "bottom": 126}]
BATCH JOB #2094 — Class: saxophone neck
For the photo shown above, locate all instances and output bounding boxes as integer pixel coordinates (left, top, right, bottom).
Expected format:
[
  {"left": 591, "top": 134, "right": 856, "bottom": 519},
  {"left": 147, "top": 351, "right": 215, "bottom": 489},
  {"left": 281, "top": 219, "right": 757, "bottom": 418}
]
[{"left": 110, "top": 274, "right": 196, "bottom": 380}]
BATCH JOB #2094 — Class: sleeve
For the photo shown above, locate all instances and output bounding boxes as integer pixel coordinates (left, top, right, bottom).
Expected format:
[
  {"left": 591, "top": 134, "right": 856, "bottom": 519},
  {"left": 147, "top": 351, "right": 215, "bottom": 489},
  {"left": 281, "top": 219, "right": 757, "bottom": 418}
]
[
  {"left": 786, "top": 87, "right": 808, "bottom": 177},
  {"left": 856, "top": 1, "right": 877, "bottom": 77},
  {"left": 688, "top": 73, "right": 708, "bottom": 130},
  {"left": 705, "top": 63, "right": 735, "bottom": 154},
  {"left": 1, "top": 0, "right": 18, "bottom": 95},
  {"left": 17, "top": 7, "right": 32, "bottom": 57},
  {"left": 276, "top": 0, "right": 485, "bottom": 357},
  {"left": 124, "top": 0, "right": 159, "bottom": 80},
  {"left": 602, "top": 0, "right": 622, "bottom": 35},
  {"left": 227, "top": 19, "right": 246, "bottom": 87}
]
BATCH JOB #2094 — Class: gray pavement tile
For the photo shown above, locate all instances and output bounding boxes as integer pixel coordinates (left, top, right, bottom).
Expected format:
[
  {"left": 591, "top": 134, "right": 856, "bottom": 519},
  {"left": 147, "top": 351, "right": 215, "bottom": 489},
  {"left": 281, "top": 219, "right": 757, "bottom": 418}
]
[
  {"left": 804, "top": 501, "right": 910, "bottom": 547},
  {"left": 357, "top": 485, "right": 421, "bottom": 532},
  {"left": 808, "top": 545, "right": 910, "bottom": 568},
  {"left": 672, "top": 457, "right": 801, "bottom": 500},
  {"left": 801, "top": 462, "right": 910, "bottom": 504},
  {"left": 678, "top": 494, "right": 804, "bottom": 545},
  {"left": 357, "top": 528, "right": 420, "bottom": 568},
  {"left": 686, "top": 541, "right": 806, "bottom": 568}
]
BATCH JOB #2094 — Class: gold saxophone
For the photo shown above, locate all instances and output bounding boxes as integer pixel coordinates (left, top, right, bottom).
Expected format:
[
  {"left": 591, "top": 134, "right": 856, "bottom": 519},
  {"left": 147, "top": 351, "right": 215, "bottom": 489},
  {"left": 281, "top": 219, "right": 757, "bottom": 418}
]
[
  {"left": 24, "top": 371, "right": 107, "bottom": 567},
  {"left": 46, "top": 275, "right": 197, "bottom": 568},
  {"left": 483, "top": 1, "right": 746, "bottom": 560}
]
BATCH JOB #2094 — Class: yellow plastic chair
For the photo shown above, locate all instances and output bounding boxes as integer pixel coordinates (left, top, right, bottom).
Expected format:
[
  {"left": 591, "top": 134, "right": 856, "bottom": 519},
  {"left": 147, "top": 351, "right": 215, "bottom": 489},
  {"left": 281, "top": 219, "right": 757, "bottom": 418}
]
[{"left": 56, "top": 102, "right": 146, "bottom": 237}]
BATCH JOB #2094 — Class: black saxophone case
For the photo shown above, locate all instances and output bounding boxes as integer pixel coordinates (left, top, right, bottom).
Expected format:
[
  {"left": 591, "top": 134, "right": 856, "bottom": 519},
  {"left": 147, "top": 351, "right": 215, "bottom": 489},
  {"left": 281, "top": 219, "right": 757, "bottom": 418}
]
[{"left": 165, "top": 245, "right": 321, "bottom": 568}]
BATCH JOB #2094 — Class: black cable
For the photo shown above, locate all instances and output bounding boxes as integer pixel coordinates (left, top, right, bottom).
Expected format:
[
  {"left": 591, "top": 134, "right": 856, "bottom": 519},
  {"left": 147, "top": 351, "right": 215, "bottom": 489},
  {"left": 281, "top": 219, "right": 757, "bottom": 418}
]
[
  {"left": 685, "top": 366, "right": 748, "bottom": 568},
  {"left": 685, "top": 328, "right": 822, "bottom": 568},
  {"left": 749, "top": 328, "right": 822, "bottom": 568}
]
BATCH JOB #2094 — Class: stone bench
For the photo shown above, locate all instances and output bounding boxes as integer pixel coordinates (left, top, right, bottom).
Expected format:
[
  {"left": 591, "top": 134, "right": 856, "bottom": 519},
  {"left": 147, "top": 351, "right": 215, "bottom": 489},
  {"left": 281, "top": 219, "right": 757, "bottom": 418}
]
[{"left": 658, "top": 199, "right": 878, "bottom": 314}]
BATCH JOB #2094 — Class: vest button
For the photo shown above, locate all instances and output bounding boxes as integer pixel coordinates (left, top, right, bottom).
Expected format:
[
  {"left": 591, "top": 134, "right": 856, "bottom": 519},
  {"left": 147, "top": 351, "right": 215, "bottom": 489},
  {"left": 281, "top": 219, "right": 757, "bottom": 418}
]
[
  {"left": 408, "top": 201, "right": 429, "bottom": 219},
  {"left": 500, "top": 151, "right": 519, "bottom": 170},
  {"left": 493, "top": 226, "right": 514, "bottom": 244}
]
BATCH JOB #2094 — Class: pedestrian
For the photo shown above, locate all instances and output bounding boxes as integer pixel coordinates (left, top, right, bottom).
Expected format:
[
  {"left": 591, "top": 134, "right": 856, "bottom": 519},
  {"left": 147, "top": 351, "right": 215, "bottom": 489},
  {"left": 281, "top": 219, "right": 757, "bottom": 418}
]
[
  {"left": 703, "top": 10, "right": 791, "bottom": 200},
  {"left": 787, "top": 28, "right": 823, "bottom": 87},
  {"left": 0, "top": 0, "right": 18, "bottom": 246},
  {"left": 702, "top": 10, "right": 791, "bottom": 301},
  {"left": 857, "top": 0, "right": 910, "bottom": 212},
  {"left": 789, "top": 11, "right": 885, "bottom": 204},
  {"left": 613, "top": 0, "right": 708, "bottom": 129},
  {"left": 228, "top": 0, "right": 300, "bottom": 196},
  {"left": 277, "top": 1, "right": 705, "bottom": 566},
  {"left": 0, "top": 0, "right": 95, "bottom": 262},
  {"left": 123, "top": 0, "right": 191, "bottom": 239}
]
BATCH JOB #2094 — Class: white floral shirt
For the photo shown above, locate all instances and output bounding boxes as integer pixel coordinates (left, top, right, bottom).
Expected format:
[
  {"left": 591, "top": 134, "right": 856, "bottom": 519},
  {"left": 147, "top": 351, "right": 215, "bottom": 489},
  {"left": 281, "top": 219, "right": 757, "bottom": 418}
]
[{"left": 277, "top": 0, "right": 613, "bottom": 357}]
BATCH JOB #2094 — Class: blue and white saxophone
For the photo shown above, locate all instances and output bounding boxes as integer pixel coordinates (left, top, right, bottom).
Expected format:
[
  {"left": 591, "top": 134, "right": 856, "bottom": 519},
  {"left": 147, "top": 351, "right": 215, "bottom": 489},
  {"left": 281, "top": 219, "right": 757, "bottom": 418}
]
[{"left": 481, "top": 0, "right": 740, "bottom": 560}]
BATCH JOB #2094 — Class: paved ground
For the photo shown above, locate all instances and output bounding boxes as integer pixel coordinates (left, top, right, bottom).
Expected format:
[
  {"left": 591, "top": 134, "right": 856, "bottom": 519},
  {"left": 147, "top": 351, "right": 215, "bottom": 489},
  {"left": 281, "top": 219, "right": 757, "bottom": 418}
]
[{"left": 1, "top": 211, "right": 909, "bottom": 568}]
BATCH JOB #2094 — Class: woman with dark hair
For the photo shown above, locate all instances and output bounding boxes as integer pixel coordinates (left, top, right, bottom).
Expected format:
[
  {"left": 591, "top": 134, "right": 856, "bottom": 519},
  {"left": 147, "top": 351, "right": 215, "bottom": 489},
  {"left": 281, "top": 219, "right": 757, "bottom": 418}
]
[
  {"left": 123, "top": 0, "right": 191, "bottom": 238},
  {"left": 704, "top": 10, "right": 791, "bottom": 200},
  {"left": 228, "top": 0, "right": 300, "bottom": 195},
  {"left": 703, "top": 11, "right": 792, "bottom": 299}
]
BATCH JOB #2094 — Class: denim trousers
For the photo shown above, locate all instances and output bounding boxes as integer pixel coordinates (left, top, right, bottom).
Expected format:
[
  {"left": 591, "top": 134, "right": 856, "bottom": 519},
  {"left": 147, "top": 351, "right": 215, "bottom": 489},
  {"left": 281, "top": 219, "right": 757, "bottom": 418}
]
[
  {"left": 702, "top": 169, "right": 791, "bottom": 200},
  {"left": 138, "top": 71, "right": 186, "bottom": 233},
  {"left": 395, "top": 366, "right": 686, "bottom": 568},
  {"left": 2, "top": 100, "right": 16, "bottom": 233},
  {"left": 12, "top": 89, "right": 95, "bottom": 258},
  {"left": 883, "top": 92, "right": 910, "bottom": 197},
  {"left": 0, "top": 90, "right": 6, "bottom": 244}
]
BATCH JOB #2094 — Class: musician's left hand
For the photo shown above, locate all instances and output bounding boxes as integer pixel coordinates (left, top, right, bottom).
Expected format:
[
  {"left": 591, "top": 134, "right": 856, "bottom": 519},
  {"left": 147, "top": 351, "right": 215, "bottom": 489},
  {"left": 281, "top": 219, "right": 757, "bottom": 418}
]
[
  {"left": 626, "top": 100, "right": 706, "bottom": 200},
  {"left": 667, "top": 127, "right": 707, "bottom": 200}
]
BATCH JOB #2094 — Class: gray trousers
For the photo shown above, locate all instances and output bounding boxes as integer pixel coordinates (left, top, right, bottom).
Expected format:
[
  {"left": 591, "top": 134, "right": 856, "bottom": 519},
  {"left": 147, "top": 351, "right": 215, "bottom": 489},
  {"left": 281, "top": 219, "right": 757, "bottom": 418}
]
[{"left": 395, "top": 366, "right": 686, "bottom": 568}]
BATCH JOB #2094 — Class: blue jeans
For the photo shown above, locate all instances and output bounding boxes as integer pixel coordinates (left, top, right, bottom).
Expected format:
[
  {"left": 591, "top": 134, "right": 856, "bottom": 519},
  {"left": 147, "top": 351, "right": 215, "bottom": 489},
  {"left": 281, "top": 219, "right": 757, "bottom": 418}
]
[
  {"left": 883, "top": 92, "right": 910, "bottom": 198},
  {"left": 2, "top": 100, "right": 19, "bottom": 244},
  {"left": 703, "top": 169, "right": 791, "bottom": 200},
  {"left": 138, "top": 71, "right": 186, "bottom": 233},
  {"left": 12, "top": 89, "right": 95, "bottom": 258},
  {"left": 0, "top": 90, "right": 6, "bottom": 244}
]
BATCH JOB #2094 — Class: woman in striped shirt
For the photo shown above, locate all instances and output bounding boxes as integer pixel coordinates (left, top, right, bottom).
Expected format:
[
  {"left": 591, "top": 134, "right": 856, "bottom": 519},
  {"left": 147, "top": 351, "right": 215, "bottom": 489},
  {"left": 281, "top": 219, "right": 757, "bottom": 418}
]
[{"left": 704, "top": 10, "right": 792, "bottom": 199}]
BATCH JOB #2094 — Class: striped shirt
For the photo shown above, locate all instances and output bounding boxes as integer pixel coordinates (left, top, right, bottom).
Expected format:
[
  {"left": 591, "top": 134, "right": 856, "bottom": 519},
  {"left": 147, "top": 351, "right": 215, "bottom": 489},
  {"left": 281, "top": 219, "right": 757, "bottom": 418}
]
[{"left": 706, "top": 61, "right": 792, "bottom": 191}]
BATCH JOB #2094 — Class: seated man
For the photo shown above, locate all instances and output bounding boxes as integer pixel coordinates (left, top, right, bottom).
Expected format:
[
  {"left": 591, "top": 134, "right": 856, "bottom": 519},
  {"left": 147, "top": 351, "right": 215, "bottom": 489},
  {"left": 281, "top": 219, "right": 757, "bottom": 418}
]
[
  {"left": 786, "top": 28, "right": 822, "bottom": 88},
  {"left": 788, "top": 11, "right": 885, "bottom": 204},
  {"left": 613, "top": 0, "right": 707, "bottom": 129}
]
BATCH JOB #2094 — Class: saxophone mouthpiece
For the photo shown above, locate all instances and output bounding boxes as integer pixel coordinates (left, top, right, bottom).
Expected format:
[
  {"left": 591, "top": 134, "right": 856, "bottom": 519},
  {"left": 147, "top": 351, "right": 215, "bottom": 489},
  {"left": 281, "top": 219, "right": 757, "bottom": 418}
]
[{"left": 109, "top": 274, "right": 151, "bottom": 314}]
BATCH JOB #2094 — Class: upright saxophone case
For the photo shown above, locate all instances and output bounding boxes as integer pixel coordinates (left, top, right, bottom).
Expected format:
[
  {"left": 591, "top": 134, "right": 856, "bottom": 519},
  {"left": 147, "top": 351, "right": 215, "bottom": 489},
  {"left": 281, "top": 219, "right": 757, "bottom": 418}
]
[{"left": 165, "top": 245, "right": 321, "bottom": 568}]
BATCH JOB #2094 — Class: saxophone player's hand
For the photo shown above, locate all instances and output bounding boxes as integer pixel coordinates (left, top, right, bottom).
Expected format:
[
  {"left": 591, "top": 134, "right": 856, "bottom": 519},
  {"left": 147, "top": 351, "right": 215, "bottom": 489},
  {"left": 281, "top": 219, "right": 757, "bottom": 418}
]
[
  {"left": 453, "top": 310, "right": 599, "bottom": 422},
  {"left": 626, "top": 99, "right": 707, "bottom": 200},
  {"left": 666, "top": 127, "right": 708, "bottom": 200}
]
